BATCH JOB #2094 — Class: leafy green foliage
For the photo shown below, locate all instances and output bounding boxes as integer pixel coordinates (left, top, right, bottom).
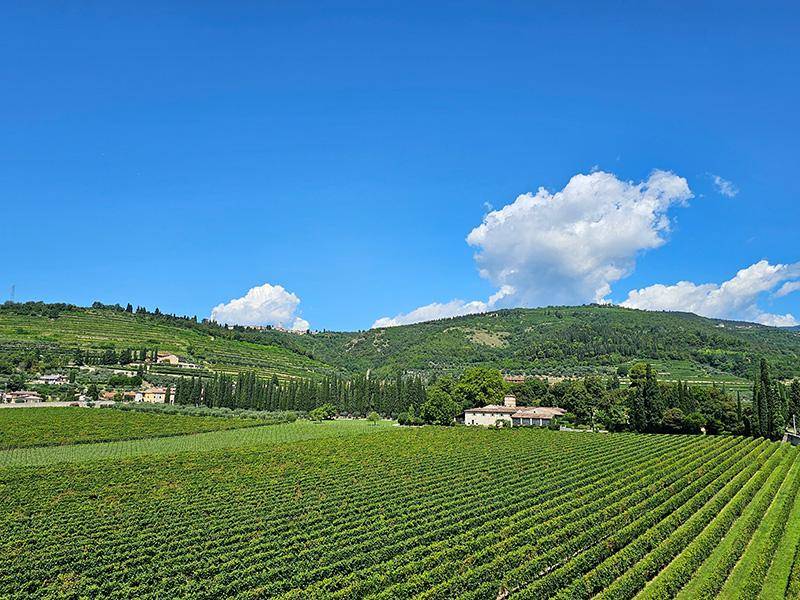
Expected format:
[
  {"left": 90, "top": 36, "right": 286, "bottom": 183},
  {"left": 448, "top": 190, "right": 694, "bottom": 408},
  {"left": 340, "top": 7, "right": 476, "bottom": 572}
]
[
  {"left": 309, "top": 403, "right": 336, "bottom": 421},
  {"left": 0, "top": 428, "right": 798, "bottom": 597}
]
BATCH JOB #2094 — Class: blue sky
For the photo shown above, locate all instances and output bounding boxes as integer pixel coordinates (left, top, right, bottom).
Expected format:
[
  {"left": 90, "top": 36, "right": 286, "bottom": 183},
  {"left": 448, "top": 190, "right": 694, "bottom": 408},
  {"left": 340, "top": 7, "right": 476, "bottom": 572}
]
[{"left": 2, "top": 2, "right": 799, "bottom": 330}]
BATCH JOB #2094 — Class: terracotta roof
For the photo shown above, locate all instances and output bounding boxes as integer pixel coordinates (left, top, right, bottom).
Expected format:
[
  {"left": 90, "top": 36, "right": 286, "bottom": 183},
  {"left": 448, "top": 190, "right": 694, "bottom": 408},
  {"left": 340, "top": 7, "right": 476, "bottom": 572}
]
[
  {"left": 512, "top": 406, "right": 567, "bottom": 419},
  {"left": 464, "top": 405, "right": 518, "bottom": 414}
]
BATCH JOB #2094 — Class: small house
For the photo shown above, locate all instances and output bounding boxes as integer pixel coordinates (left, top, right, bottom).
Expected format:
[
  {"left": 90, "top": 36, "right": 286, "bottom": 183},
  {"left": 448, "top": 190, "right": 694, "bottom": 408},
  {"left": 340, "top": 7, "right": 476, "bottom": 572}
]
[{"left": 142, "top": 387, "right": 168, "bottom": 403}]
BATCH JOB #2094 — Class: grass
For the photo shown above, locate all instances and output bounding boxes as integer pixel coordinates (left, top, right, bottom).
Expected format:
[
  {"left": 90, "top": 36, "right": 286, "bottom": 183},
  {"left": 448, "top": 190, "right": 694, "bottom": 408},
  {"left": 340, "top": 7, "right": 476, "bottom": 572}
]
[
  {"left": 0, "top": 407, "right": 270, "bottom": 450},
  {"left": 0, "top": 418, "right": 394, "bottom": 467}
]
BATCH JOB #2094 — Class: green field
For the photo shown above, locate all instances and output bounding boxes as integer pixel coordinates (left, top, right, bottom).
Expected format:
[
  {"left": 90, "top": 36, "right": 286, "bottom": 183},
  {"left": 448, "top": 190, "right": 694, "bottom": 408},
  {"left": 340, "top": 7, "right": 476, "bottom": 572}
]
[
  {"left": 0, "top": 418, "right": 393, "bottom": 467},
  {"left": 0, "top": 407, "right": 269, "bottom": 450},
  {"left": 1, "top": 425, "right": 799, "bottom": 598}
]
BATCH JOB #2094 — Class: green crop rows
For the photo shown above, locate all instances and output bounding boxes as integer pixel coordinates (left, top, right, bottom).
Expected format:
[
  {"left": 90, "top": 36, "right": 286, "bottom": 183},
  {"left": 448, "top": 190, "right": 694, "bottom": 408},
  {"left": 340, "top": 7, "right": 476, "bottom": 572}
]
[
  {"left": 0, "top": 418, "right": 393, "bottom": 468},
  {"left": 1, "top": 427, "right": 799, "bottom": 598},
  {"left": 0, "top": 407, "right": 266, "bottom": 450}
]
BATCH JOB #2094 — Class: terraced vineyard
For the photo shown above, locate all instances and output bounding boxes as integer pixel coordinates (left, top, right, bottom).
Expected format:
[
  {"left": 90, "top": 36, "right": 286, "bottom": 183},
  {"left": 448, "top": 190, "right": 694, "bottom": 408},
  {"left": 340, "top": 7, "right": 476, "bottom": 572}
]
[
  {"left": 0, "top": 308, "right": 333, "bottom": 379},
  {"left": 1, "top": 427, "right": 799, "bottom": 598}
]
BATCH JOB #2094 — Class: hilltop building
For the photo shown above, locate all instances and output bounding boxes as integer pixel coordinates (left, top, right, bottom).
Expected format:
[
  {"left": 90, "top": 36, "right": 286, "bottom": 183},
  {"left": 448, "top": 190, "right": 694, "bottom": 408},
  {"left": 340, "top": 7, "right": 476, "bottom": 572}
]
[{"left": 464, "top": 394, "right": 566, "bottom": 428}]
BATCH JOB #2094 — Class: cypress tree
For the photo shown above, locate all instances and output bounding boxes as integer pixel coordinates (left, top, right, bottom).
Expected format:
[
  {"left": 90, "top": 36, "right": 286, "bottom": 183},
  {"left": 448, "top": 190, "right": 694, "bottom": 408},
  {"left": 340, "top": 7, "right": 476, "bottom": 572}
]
[
  {"left": 736, "top": 390, "right": 743, "bottom": 432},
  {"left": 642, "top": 364, "right": 662, "bottom": 432},
  {"left": 752, "top": 375, "right": 762, "bottom": 437},
  {"left": 790, "top": 379, "right": 800, "bottom": 430}
]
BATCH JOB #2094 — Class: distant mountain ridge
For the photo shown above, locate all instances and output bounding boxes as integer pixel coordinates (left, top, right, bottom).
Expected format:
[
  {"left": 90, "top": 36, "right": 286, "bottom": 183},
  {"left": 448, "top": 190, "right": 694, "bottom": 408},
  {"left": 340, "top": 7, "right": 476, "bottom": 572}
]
[{"left": 1, "top": 302, "right": 799, "bottom": 381}]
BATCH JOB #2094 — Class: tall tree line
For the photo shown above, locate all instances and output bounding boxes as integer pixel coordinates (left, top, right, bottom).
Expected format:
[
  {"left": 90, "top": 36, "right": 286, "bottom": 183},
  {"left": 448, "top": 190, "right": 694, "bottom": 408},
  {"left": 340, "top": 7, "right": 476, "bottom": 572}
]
[
  {"left": 751, "top": 357, "right": 799, "bottom": 440},
  {"left": 172, "top": 371, "right": 426, "bottom": 416}
]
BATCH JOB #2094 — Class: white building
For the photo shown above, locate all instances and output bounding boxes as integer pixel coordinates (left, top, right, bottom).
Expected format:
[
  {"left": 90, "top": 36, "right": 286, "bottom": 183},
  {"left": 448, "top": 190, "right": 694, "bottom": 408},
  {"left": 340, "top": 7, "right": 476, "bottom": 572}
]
[
  {"left": 156, "top": 353, "right": 180, "bottom": 365},
  {"left": 142, "top": 387, "right": 168, "bottom": 403},
  {"left": 464, "top": 394, "right": 566, "bottom": 427},
  {"left": 464, "top": 394, "right": 519, "bottom": 426}
]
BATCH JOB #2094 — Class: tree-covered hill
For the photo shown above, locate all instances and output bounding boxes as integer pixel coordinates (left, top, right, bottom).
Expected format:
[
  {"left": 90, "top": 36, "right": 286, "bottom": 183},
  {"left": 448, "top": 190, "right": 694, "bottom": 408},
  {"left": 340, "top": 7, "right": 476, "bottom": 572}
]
[
  {"left": 294, "top": 305, "right": 800, "bottom": 381},
  {"left": 2, "top": 302, "right": 799, "bottom": 381}
]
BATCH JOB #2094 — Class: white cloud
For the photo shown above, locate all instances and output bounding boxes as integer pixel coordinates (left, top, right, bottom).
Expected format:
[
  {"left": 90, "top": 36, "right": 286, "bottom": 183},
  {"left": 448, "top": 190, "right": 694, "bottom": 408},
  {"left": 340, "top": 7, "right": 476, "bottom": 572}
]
[
  {"left": 467, "top": 169, "right": 692, "bottom": 305},
  {"left": 775, "top": 281, "right": 800, "bottom": 298},
  {"left": 621, "top": 260, "right": 800, "bottom": 327},
  {"left": 290, "top": 317, "right": 310, "bottom": 331},
  {"left": 372, "top": 286, "right": 512, "bottom": 328},
  {"left": 372, "top": 170, "right": 692, "bottom": 327},
  {"left": 709, "top": 173, "right": 739, "bottom": 198},
  {"left": 210, "top": 282, "right": 310, "bottom": 330}
]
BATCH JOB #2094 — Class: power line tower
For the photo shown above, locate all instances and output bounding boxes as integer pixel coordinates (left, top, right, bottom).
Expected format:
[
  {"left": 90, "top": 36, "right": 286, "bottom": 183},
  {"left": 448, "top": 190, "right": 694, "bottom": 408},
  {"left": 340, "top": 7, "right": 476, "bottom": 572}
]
[{"left": 9, "top": 284, "right": 14, "bottom": 303}]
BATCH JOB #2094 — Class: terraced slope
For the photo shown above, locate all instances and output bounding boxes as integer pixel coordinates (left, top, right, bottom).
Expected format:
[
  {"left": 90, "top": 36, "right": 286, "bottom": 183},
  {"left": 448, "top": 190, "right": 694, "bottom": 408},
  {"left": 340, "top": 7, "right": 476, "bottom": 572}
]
[
  {"left": 0, "top": 307, "right": 334, "bottom": 379},
  {"left": 1, "top": 428, "right": 798, "bottom": 598}
]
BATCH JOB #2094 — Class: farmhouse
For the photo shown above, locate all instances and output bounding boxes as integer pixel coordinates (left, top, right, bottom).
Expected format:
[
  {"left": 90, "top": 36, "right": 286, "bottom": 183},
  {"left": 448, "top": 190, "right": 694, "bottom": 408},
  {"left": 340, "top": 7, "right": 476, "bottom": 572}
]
[
  {"left": 2, "top": 390, "right": 43, "bottom": 404},
  {"left": 464, "top": 394, "right": 566, "bottom": 427},
  {"left": 142, "top": 387, "right": 169, "bottom": 403},
  {"left": 511, "top": 406, "right": 567, "bottom": 427},
  {"left": 464, "top": 394, "right": 519, "bottom": 426}
]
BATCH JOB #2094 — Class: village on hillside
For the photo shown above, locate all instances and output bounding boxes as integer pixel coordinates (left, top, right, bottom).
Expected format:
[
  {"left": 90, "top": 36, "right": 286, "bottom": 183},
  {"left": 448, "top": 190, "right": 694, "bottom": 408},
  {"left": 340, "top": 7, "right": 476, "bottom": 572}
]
[{"left": 1, "top": 351, "right": 198, "bottom": 407}]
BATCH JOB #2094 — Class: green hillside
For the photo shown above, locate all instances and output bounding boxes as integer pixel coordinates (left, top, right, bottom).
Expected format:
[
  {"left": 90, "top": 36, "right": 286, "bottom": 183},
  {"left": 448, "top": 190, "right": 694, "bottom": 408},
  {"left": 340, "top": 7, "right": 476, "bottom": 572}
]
[
  {"left": 0, "top": 303, "right": 334, "bottom": 380},
  {"left": 294, "top": 305, "right": 800, "bottom": 382},
  {"left": 2, "top": 302, "right": 799, "bottom": 382}
]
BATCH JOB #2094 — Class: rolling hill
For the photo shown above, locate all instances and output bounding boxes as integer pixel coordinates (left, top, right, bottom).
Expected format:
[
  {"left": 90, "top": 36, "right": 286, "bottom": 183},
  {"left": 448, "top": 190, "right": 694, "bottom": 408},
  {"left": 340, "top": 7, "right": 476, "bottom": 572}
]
[
  {"left": 0, "top": 303, "right": 334, "bottom": 380},
  {"left": 295, "top": 305, "right": 800, "bottom": 383},
  {"left": 2, "top": 302, "right": 799, "bottom": 382}
]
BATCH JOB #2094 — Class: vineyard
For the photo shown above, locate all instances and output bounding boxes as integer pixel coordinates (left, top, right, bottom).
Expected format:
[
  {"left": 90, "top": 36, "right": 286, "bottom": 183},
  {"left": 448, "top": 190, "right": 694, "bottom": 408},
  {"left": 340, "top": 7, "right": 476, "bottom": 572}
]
[
  {"left": 0, "top": 308, "right": 333, "bottom": 380},
  {"left": 0, "top": 407, "right": 267, "bottom": 450},
  {"left": 1, "top": 427, "right": 799, "bottom": 598},
  {"left": 0, "top": 418, "right": 392, "bottom": 468}
]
